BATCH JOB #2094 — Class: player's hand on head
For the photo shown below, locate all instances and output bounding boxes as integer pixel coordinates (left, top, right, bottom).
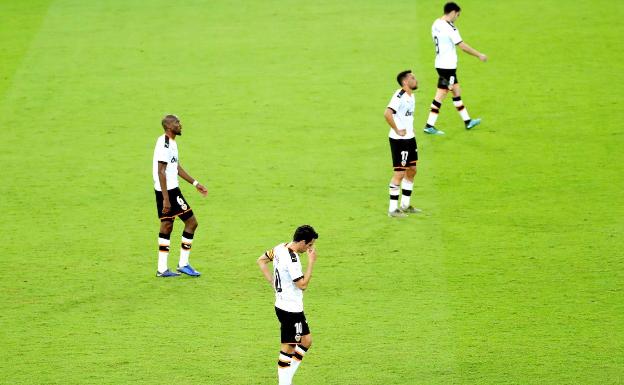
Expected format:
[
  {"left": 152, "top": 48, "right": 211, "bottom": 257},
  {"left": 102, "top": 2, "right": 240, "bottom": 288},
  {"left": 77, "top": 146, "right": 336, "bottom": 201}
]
[{"left": 307, "top": 246, "right": 317, "bottom": 262}]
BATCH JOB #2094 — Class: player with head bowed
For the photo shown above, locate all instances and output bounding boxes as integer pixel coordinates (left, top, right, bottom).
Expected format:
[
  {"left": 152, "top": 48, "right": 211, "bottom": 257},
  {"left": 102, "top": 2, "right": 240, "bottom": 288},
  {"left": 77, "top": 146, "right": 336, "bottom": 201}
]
[
  {"left": 424, "top": 1, "right": 488, "bottom": 135},
  {"left": 257, "top": 225, "right": 319, "bottom": 385}
]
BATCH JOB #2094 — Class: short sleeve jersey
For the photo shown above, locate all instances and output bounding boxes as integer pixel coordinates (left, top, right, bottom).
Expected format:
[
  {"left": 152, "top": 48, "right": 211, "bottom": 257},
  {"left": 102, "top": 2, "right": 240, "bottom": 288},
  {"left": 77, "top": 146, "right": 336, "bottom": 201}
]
[
  {"left": 265, "top": 243, "right": 304, "bottom": 313},
  {"left": 432, "top": 18, "right": 463, "bottom": 69},
  {"left": 387, "top": 89, "right": 415, "bottom": 140},
  {"left": 152, "top": 134, "right": 179, "bottom": 191}
]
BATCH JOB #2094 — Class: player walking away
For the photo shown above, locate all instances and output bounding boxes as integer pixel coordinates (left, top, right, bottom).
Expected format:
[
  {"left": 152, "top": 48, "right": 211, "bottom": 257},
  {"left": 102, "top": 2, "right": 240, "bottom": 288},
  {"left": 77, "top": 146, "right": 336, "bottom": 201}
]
[
  {"left": 257, "top": 225, "right": 319, "bottom": 385},
  {"left": 153, "top": 114, "right": 208, "bottom": 277},
  {"left": 423, "top": 2, "right": 487, "bottom": 135},
  {"left": 384, "top": 70, "right": 422, "bottom": 218}
]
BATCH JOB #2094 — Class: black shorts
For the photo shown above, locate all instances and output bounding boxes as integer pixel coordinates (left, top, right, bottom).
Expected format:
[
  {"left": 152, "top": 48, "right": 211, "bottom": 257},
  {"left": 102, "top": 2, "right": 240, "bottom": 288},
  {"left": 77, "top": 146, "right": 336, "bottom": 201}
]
[
  {"left": 389, "top": 137, "right": 418, "bottom": 171},
  {"left": 155, "top": 187, "right": 194, "bottom": 222},
  {"left": 275, "top": 307, "right": 310, "bottom": 344},
  {"left": 436, "top": 68, "right": 459, "bottom": 89}
]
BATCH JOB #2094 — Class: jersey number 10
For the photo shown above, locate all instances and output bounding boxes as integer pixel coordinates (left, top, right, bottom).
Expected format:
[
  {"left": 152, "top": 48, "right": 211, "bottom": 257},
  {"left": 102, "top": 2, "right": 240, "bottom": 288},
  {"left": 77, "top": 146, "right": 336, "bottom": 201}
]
[{"left": 274, "top": 269, "right": 282, "bottom": 292}]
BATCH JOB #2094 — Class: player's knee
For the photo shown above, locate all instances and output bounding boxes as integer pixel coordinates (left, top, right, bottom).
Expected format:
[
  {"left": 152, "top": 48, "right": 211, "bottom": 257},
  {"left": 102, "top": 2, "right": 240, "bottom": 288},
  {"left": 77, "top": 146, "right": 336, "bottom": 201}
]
[
  {"left": 186, "top": 216, "right": 198, "bottom": 231},
  {"left": 301, "top": 334, "right": 312, "bottom": 348},
  {"left": 391, "top": 175, "right": 404, "bottom": 185},
  {"left": 160, "top": 221, "right": 173, "bottom": 234},
  {"left": 393, "top": 170, "right": 406, "bottom": 179}
]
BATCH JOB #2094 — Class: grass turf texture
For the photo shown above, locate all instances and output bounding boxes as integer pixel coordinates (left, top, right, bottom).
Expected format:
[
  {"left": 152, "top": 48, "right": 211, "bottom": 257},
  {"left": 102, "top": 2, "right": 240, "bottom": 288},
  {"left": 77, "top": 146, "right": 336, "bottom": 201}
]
[{"left": 1, "top": 0, "right": 622, "bottom": 384}]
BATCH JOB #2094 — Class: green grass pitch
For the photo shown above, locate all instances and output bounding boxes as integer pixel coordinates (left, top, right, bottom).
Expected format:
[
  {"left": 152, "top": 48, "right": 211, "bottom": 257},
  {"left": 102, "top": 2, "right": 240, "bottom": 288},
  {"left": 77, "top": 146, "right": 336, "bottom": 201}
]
[{"left": 1, "top": 0, "right": 622, "bottom": 384}]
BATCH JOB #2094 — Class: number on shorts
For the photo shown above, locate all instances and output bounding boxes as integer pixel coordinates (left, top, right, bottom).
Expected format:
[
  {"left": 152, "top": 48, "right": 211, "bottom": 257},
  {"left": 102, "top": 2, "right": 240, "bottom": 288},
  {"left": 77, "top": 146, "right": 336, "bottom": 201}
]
[
  {"left": 295, "top": 322, "right": 303, "bottom": 334},
  {"left": 401, "top": 151, "right": 409, "bottom": 162},
  {"left": 274, "top": 269, "right": 282, "bottom": 292},
  {"left": 176, "top": 195, "right": 188, "bottom": 210}
]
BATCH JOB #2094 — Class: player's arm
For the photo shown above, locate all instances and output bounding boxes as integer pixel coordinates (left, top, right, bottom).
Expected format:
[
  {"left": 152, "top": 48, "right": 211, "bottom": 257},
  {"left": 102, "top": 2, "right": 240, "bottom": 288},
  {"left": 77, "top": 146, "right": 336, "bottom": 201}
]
[
  {"left": 157, "top": 161, "right": 171, "bottom": 214},
  {"left": 457, "top": 41, "right": 487, "bottom": 62},
  {"left": 384, "top": 107, "right": 406, "bottom": 136},
  {"left": 178, "top": 164, "right": 208, "bottom": 196},
  {"left": 294, "top": 246, "right": 317, "bottom": 290},
  {"left": 257, "top": 252, "right": 273, "bottom": 285}
]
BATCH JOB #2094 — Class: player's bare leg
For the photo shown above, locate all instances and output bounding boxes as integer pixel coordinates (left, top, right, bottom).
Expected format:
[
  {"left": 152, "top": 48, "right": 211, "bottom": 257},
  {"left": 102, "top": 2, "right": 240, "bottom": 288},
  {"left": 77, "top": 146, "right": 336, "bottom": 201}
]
[
  {"left": 436, "top": 87, "right": 450, "bottom": 102},
  {"left": 451, "top": 83, "right": 461, "bottom": 98},
  {"left": 400, "top": 165, "right": 421, "bottom": 214},
  {"left": 451, "top": 83, "right": 481, "bottom": 129},
  {"left": 424, "top": 88, "right": 448, "bottom": 135},
  {"left": 156, "top": 219, "right": 179, "bottom": 277},
  {"left": 177, "top": 215, "right": 201, "bottom": 276},
  {"left": 389, "top": 170, "right": 407, "bottom": 217},
  {"left": 159, "top": 219, "right": 173, "bottom": 235},
  {"left": 183, "top": 215, "right": 198, "bottom": 234}
]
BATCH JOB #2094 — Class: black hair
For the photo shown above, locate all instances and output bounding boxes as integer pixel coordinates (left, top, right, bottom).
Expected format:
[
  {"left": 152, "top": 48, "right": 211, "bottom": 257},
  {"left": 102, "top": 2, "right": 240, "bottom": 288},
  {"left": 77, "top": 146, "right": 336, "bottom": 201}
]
[
  {"left": 396, "top": 70, "right": 412, "bottom": 86},
  {"left": 161, "top": 114, "right": 179, "bottom": 129},
  {"left": 444, "top": 2, "right": 461, "bottom": 14},
  {"left": 293, "top": 225, "right": 319, "bottom": 243}
]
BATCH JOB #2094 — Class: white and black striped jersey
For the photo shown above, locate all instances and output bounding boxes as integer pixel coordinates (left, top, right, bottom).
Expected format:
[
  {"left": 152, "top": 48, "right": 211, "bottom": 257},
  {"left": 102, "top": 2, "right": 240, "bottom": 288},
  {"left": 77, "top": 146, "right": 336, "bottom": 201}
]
[
  {"left": 387, "top": 89, "right": 415, "bottom": 140},
  {"left": 153, "top": 134, "right": 179, "bottom": 191},
  {"left": 264, "top": 243, "right": 304, "bottom": 313},
  {"left": 432, "top": 18, "right": 463, "bottom": 69}
]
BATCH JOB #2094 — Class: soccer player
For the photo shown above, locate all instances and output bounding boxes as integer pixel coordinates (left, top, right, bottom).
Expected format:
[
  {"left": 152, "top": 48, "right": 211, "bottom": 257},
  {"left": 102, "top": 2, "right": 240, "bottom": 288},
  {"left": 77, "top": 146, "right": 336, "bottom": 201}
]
[
  {"left": 384, "top": 70, "right": 421, "bottom": 217},
  {"left": 257, "top": 225, "right": 319, "bottom": 385},
  {"left": 423, "top": 1, "right": 487, "bottom": 135},
  {"left": 153, "top": 114, "right": 208, "bottom": 277}
]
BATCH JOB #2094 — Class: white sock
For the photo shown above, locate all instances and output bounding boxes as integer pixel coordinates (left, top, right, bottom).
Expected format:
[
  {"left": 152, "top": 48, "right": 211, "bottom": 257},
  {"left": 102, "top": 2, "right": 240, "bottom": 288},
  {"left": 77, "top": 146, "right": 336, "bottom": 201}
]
[
  {"left": 179, "top": 231, "right": 194, "bottom": 267},
  {"left": 453, "top": 97, "right": 470, "bottom": 121},
  {"left": 157, "top": 234, "right": 170, "bottom": 273},
  {"left": 400, "top": 179, "right": 413, "bottom": 209},
  {"left": 277, "top": 351, "right": 292, "bottom": 385},
  {"left": 427, "top": 100, "right": 441, "bottom": 126},
  {"left": 389, "top": 183, "right": 400, "bottom": 212},
  {"left": 290, "top": 345, "right": 308, "bottom": 379}
]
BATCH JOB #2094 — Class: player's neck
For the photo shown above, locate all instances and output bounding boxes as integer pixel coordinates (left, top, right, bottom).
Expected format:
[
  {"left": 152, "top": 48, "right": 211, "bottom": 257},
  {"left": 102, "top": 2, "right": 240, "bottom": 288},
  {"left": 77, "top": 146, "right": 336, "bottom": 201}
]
[
  {"left": 442, "top": 15, "right": 453, "bottom": 22},
  {"left": 286, "top": 242, "right": 299, "bottom": 252},
  {"left": 165, "top": 131, "right": 176, "bottom": 140},
  {"left": 402, "top": 87, "right": 413, "bottom": 96}
]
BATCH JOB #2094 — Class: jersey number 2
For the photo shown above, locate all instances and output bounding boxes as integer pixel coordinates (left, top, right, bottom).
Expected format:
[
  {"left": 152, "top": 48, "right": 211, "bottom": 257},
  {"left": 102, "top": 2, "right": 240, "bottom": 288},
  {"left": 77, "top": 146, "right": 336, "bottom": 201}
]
[{"left": 274, "top": 269, "right": 282, "bottom": 292}]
